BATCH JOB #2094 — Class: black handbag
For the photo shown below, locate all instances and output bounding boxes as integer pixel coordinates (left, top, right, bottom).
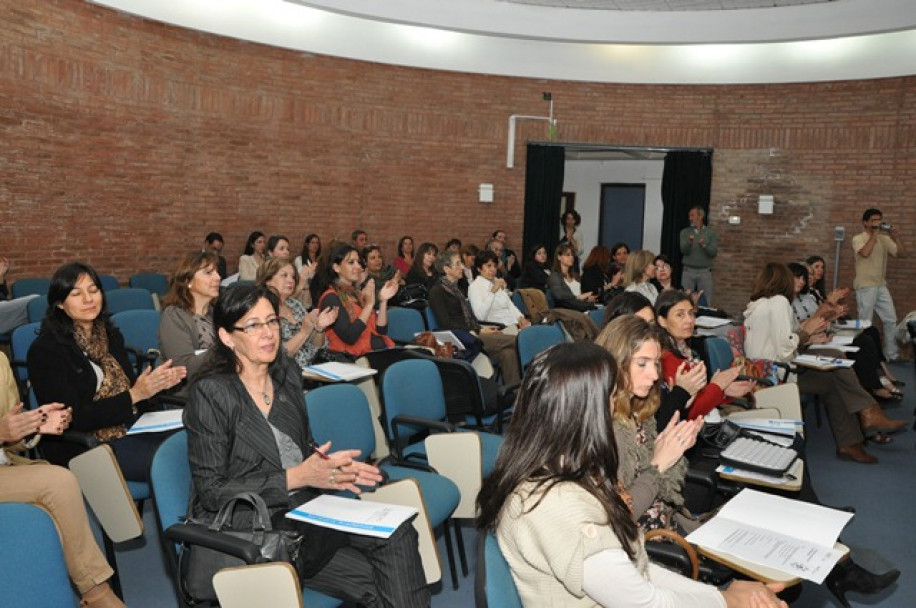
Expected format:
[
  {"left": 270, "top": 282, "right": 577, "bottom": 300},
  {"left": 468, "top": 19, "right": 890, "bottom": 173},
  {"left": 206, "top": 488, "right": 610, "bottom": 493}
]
[{"left": 179, "top": 491, "right": 303, "bottom": 603}]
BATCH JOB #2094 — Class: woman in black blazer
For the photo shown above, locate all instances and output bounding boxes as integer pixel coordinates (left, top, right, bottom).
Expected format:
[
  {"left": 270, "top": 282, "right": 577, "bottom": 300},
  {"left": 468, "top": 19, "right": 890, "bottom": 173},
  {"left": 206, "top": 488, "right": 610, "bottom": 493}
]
[
  {"left": 184, "top": 284, "right": 429, "bottom": 607},
  {"left": 27, "top": 262, "right": 185, "bottom": 479}
]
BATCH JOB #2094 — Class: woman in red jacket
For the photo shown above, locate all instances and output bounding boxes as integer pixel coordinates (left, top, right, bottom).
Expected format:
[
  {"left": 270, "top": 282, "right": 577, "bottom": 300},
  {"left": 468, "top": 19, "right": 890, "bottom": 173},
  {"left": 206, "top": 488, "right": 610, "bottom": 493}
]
[{"left": 654, "top": 289, "right": 753, "bottom": 424}]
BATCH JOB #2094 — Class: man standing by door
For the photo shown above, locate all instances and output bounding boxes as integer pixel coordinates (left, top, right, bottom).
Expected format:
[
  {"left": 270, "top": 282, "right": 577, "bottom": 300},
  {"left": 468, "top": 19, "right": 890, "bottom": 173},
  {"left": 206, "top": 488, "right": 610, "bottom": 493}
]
[
  {"left": 679, "top": 206, "right": 717, "bottom": 305},
  {"left": 853, "top": 207, "right": 904, "bottom": 361}
]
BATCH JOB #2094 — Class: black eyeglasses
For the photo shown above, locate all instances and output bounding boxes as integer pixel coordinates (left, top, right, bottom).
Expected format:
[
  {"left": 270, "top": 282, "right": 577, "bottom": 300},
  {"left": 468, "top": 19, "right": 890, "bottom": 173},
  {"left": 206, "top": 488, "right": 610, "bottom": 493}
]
[{"left": 233, "top": 318, "right": 281, "bottom": 334}]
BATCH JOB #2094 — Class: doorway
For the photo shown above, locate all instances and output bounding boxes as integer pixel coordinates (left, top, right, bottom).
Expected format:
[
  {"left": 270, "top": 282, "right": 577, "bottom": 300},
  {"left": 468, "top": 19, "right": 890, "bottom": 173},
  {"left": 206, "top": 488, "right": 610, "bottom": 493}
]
[{"left": 600, "top": 183, "right": 646, "bottom": 251}]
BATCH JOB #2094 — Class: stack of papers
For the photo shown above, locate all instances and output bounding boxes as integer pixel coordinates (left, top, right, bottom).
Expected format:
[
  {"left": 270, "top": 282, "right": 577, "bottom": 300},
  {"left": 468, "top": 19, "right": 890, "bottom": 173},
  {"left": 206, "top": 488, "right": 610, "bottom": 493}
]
[
  {"left": 687, "top": 489, "right": 852, "bottom": 583},
  {"left": 833, "top": 319, "right": 871, "bottom": 330},
  {"left": 413, "top": 330, "right": 466, "bottom": 350},
  {"left": 287, "top": 495, "right": 417, "bottom": 538},
  {"left": 695, "top": 316, "right": 733, "bottom": 329},
  {"left": 793, "top": 354, "right": 855, "bottom": 369},
  {"left": 127, "top": 410, "right": 184, "bottom": 435},
  {"left": 302, "top": 362, "right": 378, "bottom": 382},
  {"left": 730, "top": 418, "right": 801, "bottom": 437}
]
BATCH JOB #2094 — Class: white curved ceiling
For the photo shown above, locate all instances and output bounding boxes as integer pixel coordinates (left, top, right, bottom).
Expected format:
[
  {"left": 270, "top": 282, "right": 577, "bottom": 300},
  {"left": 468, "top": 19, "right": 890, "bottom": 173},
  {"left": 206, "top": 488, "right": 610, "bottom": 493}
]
[{"left": 92, "top": 0, "right": 916, "bottom": 84}]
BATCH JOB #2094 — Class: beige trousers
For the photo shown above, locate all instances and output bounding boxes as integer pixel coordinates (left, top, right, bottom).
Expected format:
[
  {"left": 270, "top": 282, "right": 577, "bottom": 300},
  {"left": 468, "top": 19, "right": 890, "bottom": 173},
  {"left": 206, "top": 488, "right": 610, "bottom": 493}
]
[{"left": 0, "top": 463, "right": 114, "bottom": 593}]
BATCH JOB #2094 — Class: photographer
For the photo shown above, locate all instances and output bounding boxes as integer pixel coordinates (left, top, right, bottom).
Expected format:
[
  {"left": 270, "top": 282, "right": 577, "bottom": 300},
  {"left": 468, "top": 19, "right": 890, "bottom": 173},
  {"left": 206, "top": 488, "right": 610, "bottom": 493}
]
[{"left": 853, "top": 208, "right": 904, "bottom": 361}]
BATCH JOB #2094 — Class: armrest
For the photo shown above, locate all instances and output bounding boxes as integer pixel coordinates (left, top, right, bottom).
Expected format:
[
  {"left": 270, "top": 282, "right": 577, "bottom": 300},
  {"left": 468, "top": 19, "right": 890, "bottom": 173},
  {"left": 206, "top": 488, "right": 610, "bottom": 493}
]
[
  {"left": 390, "top": 414, "right": 455, "bottom": 461},
  {"left": 165, "top": 523, "right": 263, "bottom": 564},
  {"left": 60, "top": 430, "right": 101, "bottom": 450}
]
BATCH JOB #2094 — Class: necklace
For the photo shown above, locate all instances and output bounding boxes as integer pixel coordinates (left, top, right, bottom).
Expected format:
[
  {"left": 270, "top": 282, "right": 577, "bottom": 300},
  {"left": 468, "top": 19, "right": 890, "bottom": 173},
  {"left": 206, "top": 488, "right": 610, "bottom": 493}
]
[{"left": 242, "top": 375, "right": 272, "bottom": 408}]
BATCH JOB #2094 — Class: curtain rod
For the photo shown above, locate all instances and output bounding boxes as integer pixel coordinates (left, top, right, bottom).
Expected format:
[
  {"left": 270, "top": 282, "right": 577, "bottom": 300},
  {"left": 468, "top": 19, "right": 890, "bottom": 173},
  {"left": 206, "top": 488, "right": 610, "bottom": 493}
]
[{"left": 528, "top": 141, "right": 713, "bottom": 155}]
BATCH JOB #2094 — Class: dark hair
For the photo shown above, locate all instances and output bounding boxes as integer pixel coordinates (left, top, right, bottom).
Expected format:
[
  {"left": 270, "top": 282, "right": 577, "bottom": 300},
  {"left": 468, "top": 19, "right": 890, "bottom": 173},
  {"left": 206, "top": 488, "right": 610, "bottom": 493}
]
[
  {"left": 397, "top": 236, "right": 414, "bottom": 258},
  {"left": 299, "top": 233, "right": 321, "bottom": 264},
  {"left": 476, "top": 342, "right": 638, "bottom": 559},
  {"left": 552, "top": 243, "right": 580, "bottom": 279},
  {"left": 42, "top": 261, "right": 112, "bottom": 342},
  {"left": 611, "top": 242, "right": 630, "bottom": 258},
  {"left": 862, "top": 208, "right": 882, "bottom": 222},
  {"left": 311, "top": 244, "right": 359, "bottom": 302},
  {"left": 805, "top": 255, "right": 826, "bottom": 297},
  {"left": 653, "top": 289, "right": 694, "bottom": 352},
  {"left": 445, "top": 238, "right": 462, "bottom": 251},
  {"left": 787, "top": 262, "right": 809, "bottom": 295},
  {"left": 653, "top": 254, "right": 671, "bottom": 267},
  {"left": 162, "top": 250, "right": 220, "bottom": 312},
  {"left": 412, "top": 242, "right": 439, "bottom": 275},
  {"left": 603, "top": 292, "right": 653, "bottom": 327},
  {"left": 351, "top": 229, "right": 367, "bottom": 244},
  {"left": 266, "top": 235, "right": 289, "bottom": 257},
  {"left": 582, "top": 245, "right": 612, "bottom": 273},
  {"left": 205, "top": 232, "right": 223, "bottom": 245},
  {"left": 560, "top": 209, "right": 581, "bottom": 227},
  {"left": 526, "top": 244, "right": 547, "bottom": 266},
  {"left": 363, "top": 245, "right": 384, "bottom": 273},
  {"left": 243, "top": 231, "right": 265, "bottom": 256},
  {"left": 474, "top": 249, "right": 499, "bottom": 272},
  {"left": 750, "top": 262, "right": 795, "bottom": 302},
  {"left": 207, "top": 284, "right": 281, "bottom": 375}
]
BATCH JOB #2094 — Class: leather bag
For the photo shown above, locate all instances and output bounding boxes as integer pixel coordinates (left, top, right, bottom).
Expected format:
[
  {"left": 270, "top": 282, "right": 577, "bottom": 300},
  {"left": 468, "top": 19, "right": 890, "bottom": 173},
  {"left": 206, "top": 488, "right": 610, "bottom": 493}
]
[{"left": 180, "top": 491, "right": 303, "bottom": 603}]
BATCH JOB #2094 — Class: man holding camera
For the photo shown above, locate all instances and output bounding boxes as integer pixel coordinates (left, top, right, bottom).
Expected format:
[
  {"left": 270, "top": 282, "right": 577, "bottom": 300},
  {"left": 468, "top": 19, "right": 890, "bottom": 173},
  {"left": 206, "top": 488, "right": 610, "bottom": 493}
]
[{"left": 853, "top": 208, "right": 904, "bottom": 360}]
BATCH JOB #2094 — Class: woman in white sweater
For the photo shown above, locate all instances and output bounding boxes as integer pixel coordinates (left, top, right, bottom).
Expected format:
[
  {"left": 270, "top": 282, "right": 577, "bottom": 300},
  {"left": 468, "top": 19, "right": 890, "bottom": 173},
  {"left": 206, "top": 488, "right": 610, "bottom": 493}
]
[
  {"left": 468, "top": 249, "right": 530, "bottom": 330},
  {"left": 476, "top": 341, "right": 787, "bottom": 608}
]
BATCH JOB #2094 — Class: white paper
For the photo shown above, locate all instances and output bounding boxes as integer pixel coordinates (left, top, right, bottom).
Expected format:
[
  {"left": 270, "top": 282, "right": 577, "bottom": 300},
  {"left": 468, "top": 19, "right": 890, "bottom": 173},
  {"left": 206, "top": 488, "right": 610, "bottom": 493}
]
[
  {"left": 412, "top": 330, "right": 467, "bottom": 350},
  {"left": 793, "top": 354, "right": 855, "bottom": 369},
  {"left": 731, "top": 418, "right": 802, "bottom": 437},
  {"left": 686, "top": 489, "right": 852, "bottom": 583},
  {"left": 694, "top": 316, "right": 733, "bottom": 329},
  {"left": 286, "top": 495, "right": 417, "bottom": 538},
  {"left": 302, "top": 362, "right": 378, "bottom": 382},
  {"left": 127, "top": 409, "right": 184, "bottom": 435},
  {"left": 833, "top": 319, "right": 871, "bottom": 330}
]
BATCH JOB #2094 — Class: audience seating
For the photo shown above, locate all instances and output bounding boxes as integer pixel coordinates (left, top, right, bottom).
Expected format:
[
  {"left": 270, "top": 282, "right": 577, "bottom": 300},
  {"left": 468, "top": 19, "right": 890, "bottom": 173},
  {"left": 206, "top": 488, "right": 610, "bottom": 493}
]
[
  {"left": 424, "top": 305, "right": 440, "bottom": 331},
  {"left": 129, "top": 272, "right": 169, "bottom": 297},
  {"left": 149, "top": 431, "right": 343, "bottom": 608},
  {"left": 98, "top": 274, "right": 120, "bottom": 292},
  {"left": 510, "top": 291, "right": 526, "bottom": 318},
  {"left": 10, "top": 277, "right": 50, "bottom": 299},
  {"left": 111, "top": 309, "right": 162, "bottom": 374},
  {"left": 9, "top": 321, "right": 41, "bottom": 399},
  {"left": 26, "top": 294, "right": 48, "bottom": 323},
  {"left": 474, "top": 531, "right": 522, "bottom": 608},
  {"left": 306, "top": 383, "right": 459, "bottom": 586},
  {"left": 0, "top": 503, "right": 74, "bottom": 608},
  {"left": 515, "top": 323, "right": 566, "bottom": 373},
  {"left": 386, "top": 306, "right": 427, "bottom": 344},
  {"left": 432, "top": 356, "right": 512, "bottom": 432},
  {"left": 587, "top": 307, "right": 605, "bottom": 329},
  {"left": 213, "top": 563, "right": 303, "bottom": 608},
  {"left": 106, "top": 288, "right": 155, "bottom": 314}
]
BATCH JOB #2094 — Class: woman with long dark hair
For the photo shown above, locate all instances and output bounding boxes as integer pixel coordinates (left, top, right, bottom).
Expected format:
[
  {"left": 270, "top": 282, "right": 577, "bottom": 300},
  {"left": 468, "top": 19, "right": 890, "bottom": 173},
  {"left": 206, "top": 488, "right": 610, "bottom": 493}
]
[
  {"left": 393, "top": 235, "right": 414, "bottom": 276},
  {"left": 581, "top": 245, "right": 624, "bottom": 304},
  {"left": 27, "top": 262, "right": 186, "bottom": 478},
  {"left": 313, "top": 244, "right": 397, "bottom": 357},
  {"left": 477, "top": 341, "right": 786, "bottom": 607},
  {"left": 548, "top": 242, "right": 597, "bottom": 311},
  {"left": 518, "top": 244, "right": 550, "bottom": 291},
  {"left": 184, "top": 284, "right": 428, "bottom": 606},
  {"left": 405, "top": 242, "right": 439, "bottom": 292},
  {"left": 238, "top": 230, "right": 267, "bottom": 281}
]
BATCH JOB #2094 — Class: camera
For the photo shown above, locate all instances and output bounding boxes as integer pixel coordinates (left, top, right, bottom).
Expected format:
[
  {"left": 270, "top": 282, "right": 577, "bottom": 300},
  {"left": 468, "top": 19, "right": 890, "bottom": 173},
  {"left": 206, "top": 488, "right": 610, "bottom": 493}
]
[{"left": 879, "top": 222, "right": 892, "bottom": 231}]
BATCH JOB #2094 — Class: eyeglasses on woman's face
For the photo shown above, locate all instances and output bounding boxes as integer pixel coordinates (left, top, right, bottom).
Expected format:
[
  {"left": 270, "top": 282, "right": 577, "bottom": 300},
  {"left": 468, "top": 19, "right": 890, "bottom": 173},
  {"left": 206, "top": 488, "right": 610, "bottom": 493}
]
[{"left": 233, "top": 317, "right": 281, "bottom": 334}]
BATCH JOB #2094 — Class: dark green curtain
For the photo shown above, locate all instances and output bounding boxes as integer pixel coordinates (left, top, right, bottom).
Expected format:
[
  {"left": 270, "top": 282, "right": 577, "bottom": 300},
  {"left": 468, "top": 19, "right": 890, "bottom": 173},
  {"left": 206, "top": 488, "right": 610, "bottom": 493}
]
[
  {"left": 660, "top": 150, "right": 713, "bottom": 284},
  {"left": 523, "top": 144, "right": 565, "bottom": 260}
]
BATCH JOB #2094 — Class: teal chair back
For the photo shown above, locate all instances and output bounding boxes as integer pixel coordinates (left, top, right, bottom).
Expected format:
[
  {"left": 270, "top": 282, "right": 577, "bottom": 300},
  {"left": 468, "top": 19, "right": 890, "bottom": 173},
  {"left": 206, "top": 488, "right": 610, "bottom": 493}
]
[
  {"left": 27, "top": 295, "right": 48, "bottom": 323},
  {"left": 306, "top": 384, "right": 376, "bottom": 459},
  {"left": 10, "top": 321, "right": 41, "bottom": 386},
  {"left": 11, "top": 277, "right": 50, "bottom": 299},
  {"left": 129, "top": 272, "right": 169, "bottom": 296},
  {"left": 516, "top": 323, "right": 566, "bottom": 373},
  {"left": 381, "top": 358, "right": 448, "bottom": 442},
  {"left": 111, "top": 309, "right": 162, "bottom": 356},
  {"left": 424, "top": 306, "right": 440, "bottom": 330},
  {"left": 475, "top": 531, "right": 522, "bottom": 608},
  {"left": 106, "top": 288, "right": 155, "bottom": 314},
  {"left": 705, "top": 336, "right": 734, "bottom": 374},
  {"left": 98, "top": 274, "right": 120, "bottom": 291},
  {"left": 386, "top": 307, "right": 427, "bottom": 344},
  {"left": 0, "top": 503, "right": 75, "bottom": 607}
]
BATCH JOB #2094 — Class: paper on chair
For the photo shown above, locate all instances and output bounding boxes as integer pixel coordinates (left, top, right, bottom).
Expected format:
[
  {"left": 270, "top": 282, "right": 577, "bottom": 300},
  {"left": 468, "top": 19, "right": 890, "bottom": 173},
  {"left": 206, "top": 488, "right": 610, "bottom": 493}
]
[
  {"left": 686, "top": 489, "right": 852, "bottom": 583},
  {"left": 127, "top": 409, "right": 184, "bottom": 435},
  {"left": 793, "top": 354, "right": 855, "bottom": 369},
  {"left": 694, "top": 316, "right": 733, "bottom": 329},
  {"left": 286, "top": 495, "right": 417, "bottom": 538}
]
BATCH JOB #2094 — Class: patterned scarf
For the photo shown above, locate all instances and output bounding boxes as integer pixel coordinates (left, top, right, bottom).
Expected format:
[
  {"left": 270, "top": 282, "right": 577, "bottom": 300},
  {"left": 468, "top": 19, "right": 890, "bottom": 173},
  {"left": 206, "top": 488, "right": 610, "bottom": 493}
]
[
  {"left": 333, "top": 279, "right": 363, "bottom": 321},
  {"left": 438, "top": 277, "right": 480, "bottom": 332},
  {"left": 74, "top": 321, "right": 132, "bottom": 442}
]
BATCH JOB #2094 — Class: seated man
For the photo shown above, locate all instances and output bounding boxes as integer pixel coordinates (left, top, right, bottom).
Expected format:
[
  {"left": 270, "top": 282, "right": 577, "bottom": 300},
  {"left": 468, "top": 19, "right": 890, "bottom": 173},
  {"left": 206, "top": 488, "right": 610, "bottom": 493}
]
[
  {"left": 0, "top": 256, "right": 39, "bottom": 334},
  {"left": 203, "top": 232, "right": 228, "bottom": 279},
  {"left": 428, "top": 251, "right": 521, "bottom": 384}
]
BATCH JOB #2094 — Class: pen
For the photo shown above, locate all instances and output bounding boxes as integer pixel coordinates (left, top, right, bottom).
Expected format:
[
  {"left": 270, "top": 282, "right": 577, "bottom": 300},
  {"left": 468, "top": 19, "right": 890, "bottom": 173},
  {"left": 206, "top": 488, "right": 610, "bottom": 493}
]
[{"left": 309, "top": 441, "right": 330, "bottom": 460}]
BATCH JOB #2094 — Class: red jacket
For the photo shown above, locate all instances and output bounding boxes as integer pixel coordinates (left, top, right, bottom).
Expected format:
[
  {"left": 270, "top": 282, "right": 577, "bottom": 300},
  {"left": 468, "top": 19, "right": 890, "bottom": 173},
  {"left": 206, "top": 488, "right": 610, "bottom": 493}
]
[{"left": 660, "top": 349, "right": 728, "bottom": 419}]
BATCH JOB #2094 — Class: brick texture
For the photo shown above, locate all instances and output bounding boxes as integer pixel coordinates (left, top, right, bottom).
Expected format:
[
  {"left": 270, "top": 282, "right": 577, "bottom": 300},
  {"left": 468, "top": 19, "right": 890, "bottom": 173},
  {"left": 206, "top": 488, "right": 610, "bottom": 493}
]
[{"left": 1, "top": 1, "right": 913, "bottom": 318}]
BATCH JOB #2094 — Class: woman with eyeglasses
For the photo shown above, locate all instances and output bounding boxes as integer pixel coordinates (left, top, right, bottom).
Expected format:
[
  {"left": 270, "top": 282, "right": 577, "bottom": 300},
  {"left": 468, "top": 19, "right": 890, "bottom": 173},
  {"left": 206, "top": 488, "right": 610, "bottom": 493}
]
[
  {"left": 184, "top": 284, "right": 429, "bottom": 606},
  {"left": 27, "top": 262, "right": 186, "bottom": 479},
  {"left": 312, "top": 244, "right": 397, "bottom": 357},
  {"left": 477, "top": 341, "right": 787, "bottom": 608}
]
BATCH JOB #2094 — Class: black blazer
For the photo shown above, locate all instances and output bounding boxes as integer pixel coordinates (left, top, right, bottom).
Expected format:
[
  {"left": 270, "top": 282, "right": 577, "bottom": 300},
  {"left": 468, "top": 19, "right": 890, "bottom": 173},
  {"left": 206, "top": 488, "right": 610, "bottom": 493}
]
[
  {"left": 184, "top": 356, "right": 319, "bottom": 525},
  {"left": 27, "top": 324, "right": 140, "bottom": 465}
]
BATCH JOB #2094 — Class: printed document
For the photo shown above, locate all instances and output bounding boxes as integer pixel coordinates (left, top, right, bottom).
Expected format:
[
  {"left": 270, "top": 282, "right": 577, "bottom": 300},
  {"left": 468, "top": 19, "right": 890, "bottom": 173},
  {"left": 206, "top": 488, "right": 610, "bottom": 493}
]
[
  {"left": 302, "top": 362, "right": 378, "bottom": 382},
  {"left": 127, "top": 409, "right": 184, "bottom": 435},
  {"left": 287, "top": 495, "right": 417, "bottom": 538}
]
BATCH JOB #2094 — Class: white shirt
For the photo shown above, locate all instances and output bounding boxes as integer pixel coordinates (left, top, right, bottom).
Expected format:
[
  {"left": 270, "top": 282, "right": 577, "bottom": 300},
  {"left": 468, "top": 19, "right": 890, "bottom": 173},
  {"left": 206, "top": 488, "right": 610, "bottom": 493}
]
[{"left": 468, "top": 276, "right": 524, "bottom": 326}]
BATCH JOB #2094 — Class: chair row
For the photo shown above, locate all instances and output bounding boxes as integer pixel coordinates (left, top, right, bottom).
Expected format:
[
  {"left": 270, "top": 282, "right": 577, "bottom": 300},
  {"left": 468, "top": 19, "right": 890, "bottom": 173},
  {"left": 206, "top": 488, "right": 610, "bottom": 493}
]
[{"left": 10, "top": 272, "right": 169, "bottom": 299}]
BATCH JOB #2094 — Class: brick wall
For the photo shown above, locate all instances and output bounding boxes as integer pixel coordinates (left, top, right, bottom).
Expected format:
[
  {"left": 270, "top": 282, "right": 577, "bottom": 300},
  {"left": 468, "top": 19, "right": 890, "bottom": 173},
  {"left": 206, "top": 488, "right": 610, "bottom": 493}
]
[{"left": 1, "top": 1, "right": 913, "bottom": 318}]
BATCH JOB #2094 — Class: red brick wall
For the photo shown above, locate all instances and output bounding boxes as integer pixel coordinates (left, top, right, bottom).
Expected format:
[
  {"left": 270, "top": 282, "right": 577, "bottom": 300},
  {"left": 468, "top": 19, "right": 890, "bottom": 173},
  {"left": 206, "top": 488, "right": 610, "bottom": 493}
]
[{"left": 1, "top": 1, "right": 913, "bottom": 318}]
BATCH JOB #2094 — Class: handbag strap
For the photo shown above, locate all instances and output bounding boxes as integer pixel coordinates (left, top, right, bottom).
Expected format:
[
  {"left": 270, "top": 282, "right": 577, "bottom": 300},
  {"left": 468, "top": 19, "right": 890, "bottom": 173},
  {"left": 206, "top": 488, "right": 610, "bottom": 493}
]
[
  {"left": 209, "top": 491, "right": 273, "bottom": 533},
  {"left": 645, "top": 528, "right": 700, "bottom": 580}
]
